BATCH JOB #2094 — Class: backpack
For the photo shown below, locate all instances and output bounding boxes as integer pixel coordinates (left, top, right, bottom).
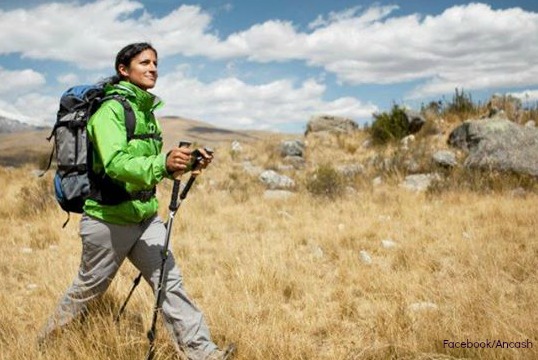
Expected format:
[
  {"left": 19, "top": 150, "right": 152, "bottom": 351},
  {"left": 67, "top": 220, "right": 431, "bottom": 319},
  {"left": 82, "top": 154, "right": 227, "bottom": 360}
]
[{"left": 42, "top": 82, "right": 150, "bottom": 226}]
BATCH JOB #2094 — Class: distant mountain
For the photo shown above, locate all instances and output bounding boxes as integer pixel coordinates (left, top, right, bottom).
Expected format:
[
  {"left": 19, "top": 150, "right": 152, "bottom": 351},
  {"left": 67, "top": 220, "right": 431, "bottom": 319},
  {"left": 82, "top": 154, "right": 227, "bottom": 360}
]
[
  {"left": 0, "top": 115, "right": 280, "bottom": 167},
  {"left": 0, "top": 110, "right": 49, "bottom": 134}
]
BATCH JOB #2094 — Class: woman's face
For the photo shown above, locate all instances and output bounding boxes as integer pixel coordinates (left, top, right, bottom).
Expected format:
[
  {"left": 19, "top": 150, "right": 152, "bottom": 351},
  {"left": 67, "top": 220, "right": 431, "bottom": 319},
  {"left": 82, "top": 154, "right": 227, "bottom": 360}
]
[{"left": 118, "top": 49, "right": 158, "bottom": 90}]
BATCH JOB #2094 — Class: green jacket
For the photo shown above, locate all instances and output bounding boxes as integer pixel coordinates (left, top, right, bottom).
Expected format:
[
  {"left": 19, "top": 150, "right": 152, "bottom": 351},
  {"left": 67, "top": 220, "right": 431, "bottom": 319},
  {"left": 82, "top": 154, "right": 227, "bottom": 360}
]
[{"left": 84, "top": 81, "right": 169, "bottom": 224}]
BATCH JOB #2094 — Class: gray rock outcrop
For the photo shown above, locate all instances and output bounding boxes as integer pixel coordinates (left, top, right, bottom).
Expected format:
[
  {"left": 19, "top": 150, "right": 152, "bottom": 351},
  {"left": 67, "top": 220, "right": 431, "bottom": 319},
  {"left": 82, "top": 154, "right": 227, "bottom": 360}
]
[
  {"left": 448, "top": 117, "right": 538, "bottom": 176},
  {"left": 403, "top": 109, "right": 426, "bottom": 134},
  {"left": 432, "top": 150, "right": 458, "bottom": 168},
  {"left": 305, "top": 115, "right": 358, "bottom": 135}
]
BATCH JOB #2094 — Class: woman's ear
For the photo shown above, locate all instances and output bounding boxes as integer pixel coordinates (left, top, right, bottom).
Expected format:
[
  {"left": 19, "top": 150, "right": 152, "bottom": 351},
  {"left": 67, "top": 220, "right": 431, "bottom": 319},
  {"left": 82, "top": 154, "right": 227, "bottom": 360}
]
[{"left": 118, "top": 64, "right": 130, "bottom": 78}]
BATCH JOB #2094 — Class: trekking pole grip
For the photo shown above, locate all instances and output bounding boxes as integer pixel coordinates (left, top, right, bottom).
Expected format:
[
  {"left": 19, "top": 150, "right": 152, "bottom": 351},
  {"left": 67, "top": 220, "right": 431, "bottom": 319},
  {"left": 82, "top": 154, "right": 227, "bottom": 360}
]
[
  {"left": 180, "top": 147, "right": 214, "bottom": 200},
  {"left": 169, "top": 140, "right": 191, "bottom": 211}
]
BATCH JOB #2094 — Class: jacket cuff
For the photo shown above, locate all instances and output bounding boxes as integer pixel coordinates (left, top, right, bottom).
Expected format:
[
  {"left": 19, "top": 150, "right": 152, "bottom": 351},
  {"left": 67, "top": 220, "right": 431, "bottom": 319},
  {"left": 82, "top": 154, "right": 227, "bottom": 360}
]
[{"left": 156, "top": 153, "right": 173, "bottom": 180}]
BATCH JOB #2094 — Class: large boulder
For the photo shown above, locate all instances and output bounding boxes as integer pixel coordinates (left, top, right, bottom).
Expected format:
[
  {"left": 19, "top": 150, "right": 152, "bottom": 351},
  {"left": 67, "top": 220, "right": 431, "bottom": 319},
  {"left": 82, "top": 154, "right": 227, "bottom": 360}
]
[
  {"left": 403, "top": 109, "right": 426, "bottom": 134},
  {"left": 447, "top": 117, "right": 538, "bottom": 176},
  {"left": 305, "top": 115, "right": 358, "bottom": 135}
]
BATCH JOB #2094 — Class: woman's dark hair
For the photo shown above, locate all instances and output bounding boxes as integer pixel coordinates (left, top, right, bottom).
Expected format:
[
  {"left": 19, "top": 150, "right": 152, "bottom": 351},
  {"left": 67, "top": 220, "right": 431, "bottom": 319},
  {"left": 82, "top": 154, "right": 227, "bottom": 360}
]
[{"left": 107, "top": 42, "right": 157, "bottom": 84}]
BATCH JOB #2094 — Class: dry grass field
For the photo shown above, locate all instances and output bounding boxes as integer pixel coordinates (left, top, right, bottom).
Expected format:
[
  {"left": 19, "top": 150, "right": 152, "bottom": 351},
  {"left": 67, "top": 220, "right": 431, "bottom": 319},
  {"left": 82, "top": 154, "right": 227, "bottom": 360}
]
[{"left": 0, "top": 125, "right": 536, "bottom": 360}]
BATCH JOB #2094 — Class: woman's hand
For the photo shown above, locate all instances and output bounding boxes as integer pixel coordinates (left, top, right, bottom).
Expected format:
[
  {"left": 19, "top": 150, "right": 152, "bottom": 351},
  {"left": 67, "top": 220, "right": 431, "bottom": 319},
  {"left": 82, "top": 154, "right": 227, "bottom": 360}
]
[
  {"left": 166, "top": 147, "right": 213, "bottom": 178},
  {"left": 166, "top": 146, "right": 192, "bottom": 176},
  {"left": 190, "top": 148, "right": 213, "bottom": 176}
]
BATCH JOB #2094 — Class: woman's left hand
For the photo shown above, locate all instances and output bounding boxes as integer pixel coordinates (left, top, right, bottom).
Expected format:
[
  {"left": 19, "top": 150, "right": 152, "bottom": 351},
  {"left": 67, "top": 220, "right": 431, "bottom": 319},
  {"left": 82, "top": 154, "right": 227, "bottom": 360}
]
[{"left": 191, "top": 148, "right": 213, "bottom": 175}]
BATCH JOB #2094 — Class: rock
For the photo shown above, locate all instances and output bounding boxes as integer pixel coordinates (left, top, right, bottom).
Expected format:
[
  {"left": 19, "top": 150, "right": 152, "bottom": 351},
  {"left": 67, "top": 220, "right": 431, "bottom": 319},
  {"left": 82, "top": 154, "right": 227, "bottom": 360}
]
[
  {"left": 381, "top": 239, "right": 397, "bottom": 249},
  {"left": 400, "top": 134, "right": 415, "bottom": 150},
  {"left": 525, "top": 120, "right": 536, "bottom": 128},
  {"left": 401, "top": 173, "right": 440, "bottom": 192},
  {"left": 259, "top": 170, "right": 295, "bottom": 190},
  {"left": 372, "top": 177, "right": 383, "bottom": 186},
  {"left": 432, "top": 150, "right": 458, "bottom": 168},
  {"left": 312, "top": 246, "right": 324, "bottom": 259},
  {"left": 407, "top": 302, "right": 439, "bottom": 312},
  {"left": 403, "top": 109, "right": 426, "bottom": 134},
  {"left": 280, "top": 140, "right": 305, "bottom": 157},
  {"left": 448, "top": 117, "right": 538, "bottom": 176},
  {"left": 231, "top": 140, "right": 243, "bottom": 153},
  {"left": 359, "top": 250, "right": 373, "bottom": 265},
  {"left": 305, "top": 115, "right": 358, "bottom": 135}
]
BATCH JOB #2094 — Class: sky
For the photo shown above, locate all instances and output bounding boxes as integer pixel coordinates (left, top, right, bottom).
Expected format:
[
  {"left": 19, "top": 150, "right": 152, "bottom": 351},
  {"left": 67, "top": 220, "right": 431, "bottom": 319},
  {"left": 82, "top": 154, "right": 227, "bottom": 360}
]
[{"left": 1, "top": 0, "right": 538, "bottom": 133}]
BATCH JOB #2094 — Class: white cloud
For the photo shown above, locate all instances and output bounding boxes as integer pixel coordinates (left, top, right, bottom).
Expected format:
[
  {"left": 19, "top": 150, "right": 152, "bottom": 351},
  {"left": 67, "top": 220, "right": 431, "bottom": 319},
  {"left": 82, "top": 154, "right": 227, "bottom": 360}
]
[
  {"left": 509, "top": 89, "right": 538, "bottom": 104},
  {"left": 2, "top": 1, "right": 538, "bottom": 129},
  {"left": 0, "top": 1, "right": 144, "bottom": 68},
  {"left": 0, "top": 0, "right": 227, "bottom": 68},
  {"left": 14, "top": 93, "right": 58, "bottom": 123},
  {"left": 154, "top": 67, "right": 377, "bottom": 130},
  {"left": 1, "top": 69, "right": 376, "bottom": 130},
  {"left": 1, "top": 1, "right": 537, "bottom": 98},
  {"left": 0, "top": 92, "right": 56, "bottom": 126},
  {"left": 0, "top": 67, "right": 45, "bottom": 95},
  {"left": 221, "top": 3, "right": 538, "bottom": 97},
  {"left": 57, "top": 73, "right": 80, "bottom": 85},
  {"left": 308, "top": 5, "right": 397, "bottom": 30}
]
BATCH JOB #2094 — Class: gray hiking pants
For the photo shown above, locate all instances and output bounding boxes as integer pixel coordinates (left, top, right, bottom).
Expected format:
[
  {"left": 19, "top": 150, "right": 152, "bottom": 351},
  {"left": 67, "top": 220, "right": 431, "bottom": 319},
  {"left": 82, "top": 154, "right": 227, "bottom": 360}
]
[{"left": 40, "top": 214, "right": 218, "bottom": 360}]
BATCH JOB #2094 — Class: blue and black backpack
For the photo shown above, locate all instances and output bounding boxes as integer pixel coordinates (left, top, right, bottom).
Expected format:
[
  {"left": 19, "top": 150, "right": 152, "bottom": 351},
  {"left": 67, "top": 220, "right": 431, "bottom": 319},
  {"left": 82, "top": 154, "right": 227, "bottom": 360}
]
[{"left": 42, "top": 82, "right": 157, "bottom": 226}]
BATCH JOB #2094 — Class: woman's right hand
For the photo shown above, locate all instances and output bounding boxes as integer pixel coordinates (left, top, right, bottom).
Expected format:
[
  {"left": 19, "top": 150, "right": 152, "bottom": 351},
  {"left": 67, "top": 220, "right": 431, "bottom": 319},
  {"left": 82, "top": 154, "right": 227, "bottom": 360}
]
[{"left": 165, "top": 146, "right": 192, "bottom": 175}]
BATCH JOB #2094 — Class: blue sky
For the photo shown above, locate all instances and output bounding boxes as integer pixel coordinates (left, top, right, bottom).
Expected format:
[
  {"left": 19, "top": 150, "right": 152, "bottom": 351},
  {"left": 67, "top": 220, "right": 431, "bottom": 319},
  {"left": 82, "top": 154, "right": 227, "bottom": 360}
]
[{"left": 1, "top": 0, "right": 537, "bottom": 133}]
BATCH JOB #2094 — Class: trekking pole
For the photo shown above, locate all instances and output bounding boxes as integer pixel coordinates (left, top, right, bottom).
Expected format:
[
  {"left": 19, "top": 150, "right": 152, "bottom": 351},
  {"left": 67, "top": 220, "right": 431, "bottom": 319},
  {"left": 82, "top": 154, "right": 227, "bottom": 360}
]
[
  {"left": 145, "top": 146, "right": 213, "bottom": 360},
  {"left": 115, "top": 145, "right": 214, "bottom": 324}
]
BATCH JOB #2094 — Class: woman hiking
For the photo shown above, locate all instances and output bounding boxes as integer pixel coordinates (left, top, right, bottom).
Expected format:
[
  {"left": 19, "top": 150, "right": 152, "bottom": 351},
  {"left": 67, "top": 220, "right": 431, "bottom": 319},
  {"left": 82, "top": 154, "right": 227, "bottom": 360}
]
[{"left": 39, "top": 42, "right": 234, "bottom": 360}]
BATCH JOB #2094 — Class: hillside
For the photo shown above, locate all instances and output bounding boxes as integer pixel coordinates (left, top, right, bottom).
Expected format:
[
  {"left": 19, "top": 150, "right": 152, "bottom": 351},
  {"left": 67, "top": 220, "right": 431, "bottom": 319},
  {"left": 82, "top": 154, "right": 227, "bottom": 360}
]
[
  {"left": 1, "top": 92, "right": 537, "bottom": 359},
  {"left": 0, "top": 123, "right": 536, "bottom": 359},
  {"left": 0, "top": 116, "right": 283, "bottom": 167}
]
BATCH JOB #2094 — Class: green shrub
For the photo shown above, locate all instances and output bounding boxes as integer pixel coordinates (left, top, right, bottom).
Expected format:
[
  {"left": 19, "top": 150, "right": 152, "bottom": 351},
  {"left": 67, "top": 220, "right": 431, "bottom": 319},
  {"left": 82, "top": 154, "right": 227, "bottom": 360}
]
[
  {"left": 369, "top": 105, "right": 410, "bottom": 145},
  {"left": 305, "top": 163, "right": 345, "bottom": 199}
]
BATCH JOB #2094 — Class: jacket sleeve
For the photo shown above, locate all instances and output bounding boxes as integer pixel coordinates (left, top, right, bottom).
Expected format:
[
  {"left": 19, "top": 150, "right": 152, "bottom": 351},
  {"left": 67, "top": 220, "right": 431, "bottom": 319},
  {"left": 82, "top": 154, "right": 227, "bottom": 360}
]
[{"left": 87, "top": 100, "right": 168, "bottom": 188}]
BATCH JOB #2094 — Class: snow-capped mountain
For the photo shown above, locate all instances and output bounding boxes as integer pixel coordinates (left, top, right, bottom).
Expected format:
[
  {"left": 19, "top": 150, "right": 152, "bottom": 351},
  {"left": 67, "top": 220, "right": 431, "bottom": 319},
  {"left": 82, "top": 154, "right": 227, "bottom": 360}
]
[{"left": 0, "top": 109, "right": 49, "bottom": 133}]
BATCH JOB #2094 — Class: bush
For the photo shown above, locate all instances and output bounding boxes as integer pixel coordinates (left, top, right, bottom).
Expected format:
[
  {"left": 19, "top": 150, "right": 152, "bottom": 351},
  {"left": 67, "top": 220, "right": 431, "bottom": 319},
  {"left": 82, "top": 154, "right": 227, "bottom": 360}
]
[
  {"left": 369, "top": 105, "right": 410, "bottom": 145},
  {"left": 442, "top": 88, "right": 480, "bottom": 122},
  {"left": 305, "top": 163, "right": 345, "bottom": 199}
]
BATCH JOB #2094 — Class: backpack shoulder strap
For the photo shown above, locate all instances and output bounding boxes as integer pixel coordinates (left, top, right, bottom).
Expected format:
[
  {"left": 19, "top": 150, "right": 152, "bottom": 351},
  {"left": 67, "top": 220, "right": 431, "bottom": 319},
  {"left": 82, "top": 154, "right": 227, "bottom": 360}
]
[
  {"left": 102, "top": 95, "right": 161, "bottom": 142},
  {"left": 105, "top": 95, "right": 136, "bottom": 141}
]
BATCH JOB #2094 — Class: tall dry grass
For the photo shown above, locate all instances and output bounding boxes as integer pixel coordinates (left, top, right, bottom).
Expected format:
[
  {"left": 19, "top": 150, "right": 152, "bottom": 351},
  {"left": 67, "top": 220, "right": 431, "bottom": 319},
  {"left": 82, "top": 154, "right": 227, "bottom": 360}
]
[{"left": 0, "top": 133, "right": 536, "bottom": 360}]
